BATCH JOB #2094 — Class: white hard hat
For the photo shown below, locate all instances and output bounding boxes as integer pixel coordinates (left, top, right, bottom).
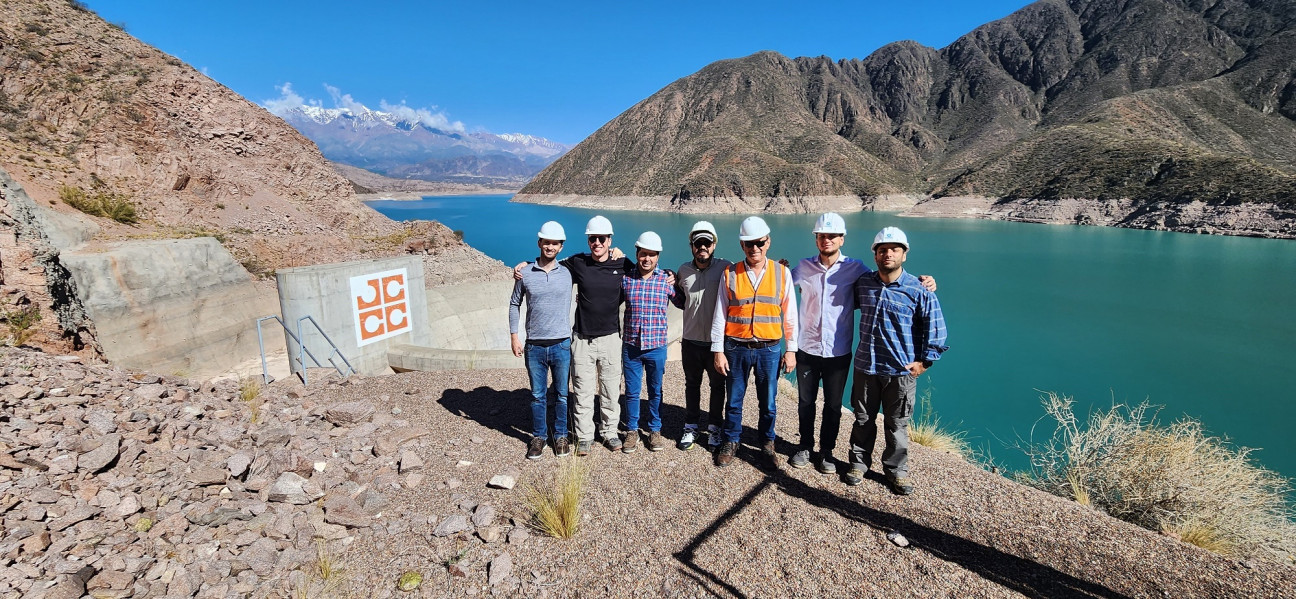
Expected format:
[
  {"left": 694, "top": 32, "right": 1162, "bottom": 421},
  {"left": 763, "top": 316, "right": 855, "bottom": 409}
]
[
  {"left": 738, "top": 216, "right": 771, "bottom": 241},
  {"left": 585, "top": 215, "right": 613, "bottom": 236},
  {"left": 537, "top": 221, "right": 566, "bottom": 241},
  {"left": 871, "top": 226, "right": 909, "bottom": 250},
  {"left": 813, "top": 212, "right": 847, "bottom": 235},
  {"left": 689, "top": 221, "right": 717, "bottom": 243},
  {"left": 634, "top": 231, "right": 663, "bottom": 252}
]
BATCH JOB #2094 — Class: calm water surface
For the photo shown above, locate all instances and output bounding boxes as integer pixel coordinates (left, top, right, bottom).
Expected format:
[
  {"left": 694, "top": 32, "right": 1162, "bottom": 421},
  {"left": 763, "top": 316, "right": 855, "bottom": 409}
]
[{"left": 370, "top": 195, "right": 1296, "bottom": 480}]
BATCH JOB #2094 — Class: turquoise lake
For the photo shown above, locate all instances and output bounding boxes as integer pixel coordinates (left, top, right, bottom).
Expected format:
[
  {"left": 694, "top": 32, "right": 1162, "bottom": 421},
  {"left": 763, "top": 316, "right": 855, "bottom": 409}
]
[{"left": 369, "top": 194, "right": 1296, "bottom": 481}]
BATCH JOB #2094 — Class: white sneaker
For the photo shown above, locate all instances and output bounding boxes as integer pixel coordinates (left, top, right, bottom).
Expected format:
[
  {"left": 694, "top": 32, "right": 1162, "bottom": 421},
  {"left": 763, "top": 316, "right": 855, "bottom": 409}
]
[{"left": 677, "top": 427, "right": 697, "bottom": 451}]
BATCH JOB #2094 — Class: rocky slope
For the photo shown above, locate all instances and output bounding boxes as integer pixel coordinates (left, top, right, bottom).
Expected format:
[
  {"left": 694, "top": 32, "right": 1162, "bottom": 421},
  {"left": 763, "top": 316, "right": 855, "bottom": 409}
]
[
  {"left": 1, "top": 346, "right": 1292, "bottom": 599},
  {"left": 518, "top": 0, "right": 1296, "bottom": 236},
  {"left": 0, "top": 0, "right": 501, "bottom": 357}
]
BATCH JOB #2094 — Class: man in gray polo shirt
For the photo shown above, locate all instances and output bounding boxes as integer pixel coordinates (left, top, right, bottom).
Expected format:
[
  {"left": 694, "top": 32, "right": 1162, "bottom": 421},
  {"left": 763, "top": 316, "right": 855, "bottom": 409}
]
[
  {"left": 671, "top": 221, "right": 732, "bottom": 451},
  {"left": 509, "top": 221, "right": 575, "bottom": 460}
]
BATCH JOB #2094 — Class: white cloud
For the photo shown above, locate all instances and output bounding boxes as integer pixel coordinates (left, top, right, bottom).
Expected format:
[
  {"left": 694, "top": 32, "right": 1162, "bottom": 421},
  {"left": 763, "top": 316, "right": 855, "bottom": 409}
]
[
  {"left": 261, "top": 83, "right": 466, "bottom": 132},
  {"left": 378, "top": 99, "right": 465, "bottom": 132},
  {"left": 263, "top": 82, "right": 304, "bottom": 116},
  {"left": 323, "top": 84, "right": 368, "bottom": 114}
]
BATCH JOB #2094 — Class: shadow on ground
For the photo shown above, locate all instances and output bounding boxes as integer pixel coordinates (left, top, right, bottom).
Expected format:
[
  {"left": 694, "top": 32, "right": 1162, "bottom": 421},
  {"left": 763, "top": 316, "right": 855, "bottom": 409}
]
[{"left": 439, "top": 385, "right": 1126, "bottom": 598}]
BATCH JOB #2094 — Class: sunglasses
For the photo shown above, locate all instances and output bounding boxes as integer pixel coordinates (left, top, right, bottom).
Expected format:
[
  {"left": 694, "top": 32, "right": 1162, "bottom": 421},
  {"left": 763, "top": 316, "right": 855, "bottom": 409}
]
[
  {"left": 587, "top": 235, "right": 609, "bottom": 244},
  {"left": 692, "top": 238, "right": 714, "bottom": 249},
  {"left": 742, "top": 238, "right": 768, "bottom": 249}
]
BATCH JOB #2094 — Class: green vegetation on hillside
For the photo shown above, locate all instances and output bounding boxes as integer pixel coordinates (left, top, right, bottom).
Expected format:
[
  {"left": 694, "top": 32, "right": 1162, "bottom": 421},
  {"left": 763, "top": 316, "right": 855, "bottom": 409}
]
[{"left": 59, "top": 182, "right": 138, "bottom": 223}]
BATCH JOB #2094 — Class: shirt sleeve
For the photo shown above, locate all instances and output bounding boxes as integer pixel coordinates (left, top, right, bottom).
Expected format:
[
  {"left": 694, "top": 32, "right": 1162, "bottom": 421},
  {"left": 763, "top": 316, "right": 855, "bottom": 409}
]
[
  {"left": 710, "top": 269, "right": 729, "bottom": 353},
  {"left": 780, "top": 265, "right": 798, "bottom": 353},
  {"left": 508, "top": 278, "right": 525, "bottom": 334},
  {"left": 917, "top": 289, "right": 949, "bottom": 363}
]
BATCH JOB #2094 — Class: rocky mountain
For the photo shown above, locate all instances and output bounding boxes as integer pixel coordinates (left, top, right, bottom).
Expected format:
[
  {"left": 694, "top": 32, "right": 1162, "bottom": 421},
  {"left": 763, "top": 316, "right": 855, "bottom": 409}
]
[
  {"left": 273, "top": 105, "right": 569, "bottom": 185},
  {"left": 518, "top": 0, "right": 1296, "bottom": 236}
]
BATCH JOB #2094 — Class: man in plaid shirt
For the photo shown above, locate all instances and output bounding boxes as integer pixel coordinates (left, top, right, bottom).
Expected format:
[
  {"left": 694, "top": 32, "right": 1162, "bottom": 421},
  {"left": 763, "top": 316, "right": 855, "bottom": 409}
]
[{"left": 620, "top": 231, "right": 676, "bottom": 453}]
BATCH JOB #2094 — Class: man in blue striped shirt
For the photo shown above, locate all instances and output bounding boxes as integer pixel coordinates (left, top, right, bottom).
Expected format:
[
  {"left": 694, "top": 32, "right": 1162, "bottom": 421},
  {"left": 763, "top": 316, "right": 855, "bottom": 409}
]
[{"left": 846, "top": 227, "right": 949, "bottom": 495}]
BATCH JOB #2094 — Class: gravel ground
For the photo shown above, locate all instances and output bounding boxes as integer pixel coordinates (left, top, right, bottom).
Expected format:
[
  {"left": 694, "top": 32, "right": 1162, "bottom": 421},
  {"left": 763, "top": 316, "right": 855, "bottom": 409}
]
[{"left": 309, "top": 365, "right": 1296, "bottom": 599}]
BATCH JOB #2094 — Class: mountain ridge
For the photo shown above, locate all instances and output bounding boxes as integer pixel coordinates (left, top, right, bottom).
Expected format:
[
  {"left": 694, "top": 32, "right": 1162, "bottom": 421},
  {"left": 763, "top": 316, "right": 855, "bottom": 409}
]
[
  {"left": 517, "top": 0, "right": 1296, "bottom": 237},
  {"left": 272, "top": 103, "right": 569, "bottom": 186}
]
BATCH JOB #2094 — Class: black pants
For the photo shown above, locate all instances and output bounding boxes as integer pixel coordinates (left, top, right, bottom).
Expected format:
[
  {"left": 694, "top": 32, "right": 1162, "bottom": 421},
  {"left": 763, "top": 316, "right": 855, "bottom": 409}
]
[
  {"left": 682, "top": 339, "right": 726, "bottom": 428},
  {"left": 795, "top": 351, "right": 850, "bottom": 456}
]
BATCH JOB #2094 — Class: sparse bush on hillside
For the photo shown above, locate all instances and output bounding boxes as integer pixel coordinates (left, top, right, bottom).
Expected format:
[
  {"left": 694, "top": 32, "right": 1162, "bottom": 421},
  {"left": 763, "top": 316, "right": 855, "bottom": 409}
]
[
  {"left": 1, "top": 304, "right": 42, "bottom": 346},
  {"left": 1016, "top": 392, "right": 1296, "bottom": 564},
  {"left": 59, "top": 183, "right": 139, "bottom": 224}
]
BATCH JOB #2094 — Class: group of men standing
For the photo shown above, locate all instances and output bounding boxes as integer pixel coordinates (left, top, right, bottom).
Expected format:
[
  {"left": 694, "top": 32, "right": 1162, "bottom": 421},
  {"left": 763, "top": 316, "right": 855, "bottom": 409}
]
[{"left": 508, "top": 213, "right": 948, "bottom": 495}]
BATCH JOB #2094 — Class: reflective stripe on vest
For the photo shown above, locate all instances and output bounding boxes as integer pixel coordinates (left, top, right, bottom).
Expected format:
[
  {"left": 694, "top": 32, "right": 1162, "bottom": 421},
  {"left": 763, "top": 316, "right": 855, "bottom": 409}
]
[{"left": 724, "top": 261, "right": 784, "bottom": 340}]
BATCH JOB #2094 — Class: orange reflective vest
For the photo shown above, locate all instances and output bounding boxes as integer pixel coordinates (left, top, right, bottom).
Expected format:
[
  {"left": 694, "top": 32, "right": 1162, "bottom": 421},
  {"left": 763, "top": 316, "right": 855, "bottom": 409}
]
[{"left": 723, "top": 261, "right": 785, "bottom": 340}]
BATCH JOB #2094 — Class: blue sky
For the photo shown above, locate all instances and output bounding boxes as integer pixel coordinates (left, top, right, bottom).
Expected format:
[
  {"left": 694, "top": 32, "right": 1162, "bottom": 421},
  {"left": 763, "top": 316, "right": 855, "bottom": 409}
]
[{"left": 87, "top": 0, "right": 1034, "bottom": 145}]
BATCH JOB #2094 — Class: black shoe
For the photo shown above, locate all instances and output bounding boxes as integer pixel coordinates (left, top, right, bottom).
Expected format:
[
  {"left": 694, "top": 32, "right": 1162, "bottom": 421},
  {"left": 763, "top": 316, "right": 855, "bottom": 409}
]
[{"left": 526, "top": 437, "right": 546, "bottom": 460}]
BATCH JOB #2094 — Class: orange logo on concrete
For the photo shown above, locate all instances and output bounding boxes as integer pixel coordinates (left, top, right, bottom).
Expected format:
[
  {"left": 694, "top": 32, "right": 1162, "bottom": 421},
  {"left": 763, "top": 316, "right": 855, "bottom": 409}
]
[{"left": 350, "top": 268, "right": 410, "bottom": 346}]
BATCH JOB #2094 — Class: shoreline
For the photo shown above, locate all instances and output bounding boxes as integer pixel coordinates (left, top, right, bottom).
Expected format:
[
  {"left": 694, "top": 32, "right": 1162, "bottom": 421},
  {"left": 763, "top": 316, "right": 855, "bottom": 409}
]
[
  {"left": 512, "top": 193, "right": 1296, "bottom": 240},
  {"left": 357, "top": 189, "right": 519, "bottom": 202}
]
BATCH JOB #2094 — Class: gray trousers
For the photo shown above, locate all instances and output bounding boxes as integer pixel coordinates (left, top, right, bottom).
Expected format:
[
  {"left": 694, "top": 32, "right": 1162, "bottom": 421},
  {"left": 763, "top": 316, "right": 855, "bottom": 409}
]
[
  {"left": 848, "top": 371, "right": 917, "bottom": 479},
  {"left": 570, "top": 333, "right": 622, "bottom": 442}
]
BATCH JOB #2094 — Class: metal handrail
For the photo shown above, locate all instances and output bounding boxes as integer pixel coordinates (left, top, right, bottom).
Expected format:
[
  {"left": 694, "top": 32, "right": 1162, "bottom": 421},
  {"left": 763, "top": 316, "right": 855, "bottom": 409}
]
[
  {"left": 256, "top": 315, "right": 354, "bottom": 385},
  {"left": 295, "top": 315, "right": 356, "bottom": 384}
]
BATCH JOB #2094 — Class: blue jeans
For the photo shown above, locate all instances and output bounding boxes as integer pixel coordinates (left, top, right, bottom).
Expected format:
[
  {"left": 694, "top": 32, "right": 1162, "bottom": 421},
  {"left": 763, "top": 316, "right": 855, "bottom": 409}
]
[
  {"left": 524, "top": 339, "right": 570, "bottom": 440},
  {"left": 722, "top": 340, "right": 781, "bottom": 444},
  {"left": 622, "top": 343, "right": 667, "bottom": 432}
]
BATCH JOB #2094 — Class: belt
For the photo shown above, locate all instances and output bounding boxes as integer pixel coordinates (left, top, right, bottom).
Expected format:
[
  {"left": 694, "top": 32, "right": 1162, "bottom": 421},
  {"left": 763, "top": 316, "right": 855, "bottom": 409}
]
[{"left": 726, "top": 337, "right": 779, "bottom": 349}]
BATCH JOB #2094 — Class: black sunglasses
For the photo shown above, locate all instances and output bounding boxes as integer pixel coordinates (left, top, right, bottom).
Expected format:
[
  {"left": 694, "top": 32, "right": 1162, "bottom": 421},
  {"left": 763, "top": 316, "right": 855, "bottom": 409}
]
[
  {"left": 742, "top": 238, "right": 768, "bottom": 249},
  {"left": 587, "top": 235, "right": 609, "bottom": 243},
  {"left": 692, "top": 238, "right": 714, "bottom": 249}
]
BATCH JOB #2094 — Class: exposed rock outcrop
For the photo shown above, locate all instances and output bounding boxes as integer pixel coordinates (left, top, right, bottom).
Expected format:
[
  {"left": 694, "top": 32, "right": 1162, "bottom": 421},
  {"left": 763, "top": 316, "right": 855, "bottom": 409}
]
[{"left": 519, "top": 0, "right": 1296, "bottom": 236}]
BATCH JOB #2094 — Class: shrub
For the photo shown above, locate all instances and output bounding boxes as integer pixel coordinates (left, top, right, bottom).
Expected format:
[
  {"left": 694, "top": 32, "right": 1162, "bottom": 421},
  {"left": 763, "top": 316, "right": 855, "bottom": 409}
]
[
  {"left": 524, "top": 459, "right": 589, "bottom": 538},
  {"left": 59, "top": 183, "right": 139, "bottom": 223},
  {"left": 1017, "top": 392, "right": 1296, "bottom": 564},
  {"left": 1, "top": 304, "right": 42, "bottom": 346}
]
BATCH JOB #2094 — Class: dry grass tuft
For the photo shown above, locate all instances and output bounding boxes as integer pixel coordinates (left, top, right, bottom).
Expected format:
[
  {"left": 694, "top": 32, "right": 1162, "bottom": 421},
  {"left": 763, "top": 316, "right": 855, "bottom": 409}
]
[
  {"left": 238, "top": 377, "right": 263, "bottom": 424},
  {"left": 908, "top": 387, "right": 970, "bottom": 459},
  {"left": 1017, "top": 392, "right": 1296, "bottom": 563},
  {"left": 524, "top": 459, "right": 589, "bottom": 539}
]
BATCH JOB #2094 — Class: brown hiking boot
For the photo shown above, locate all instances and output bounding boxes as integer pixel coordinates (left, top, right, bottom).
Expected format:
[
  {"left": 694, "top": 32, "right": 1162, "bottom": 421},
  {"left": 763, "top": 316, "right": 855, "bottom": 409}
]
[
  {"left": 760, "top": 440, "right": 779, "bottom": 468},
  {"left": 622, "top": 430, "right": 639, "bottom": 453},
  {"left": 715, "top": 441, "right": 737, "bottom": 467},
  {"left": 646, "top": 431, "right": 666, "bottom": 452}
]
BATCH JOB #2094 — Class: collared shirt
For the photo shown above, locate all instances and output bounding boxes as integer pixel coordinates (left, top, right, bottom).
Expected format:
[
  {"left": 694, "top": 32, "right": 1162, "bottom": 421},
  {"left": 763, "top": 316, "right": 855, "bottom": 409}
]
[
  {"left": 509, "top": 261, "right": 574, "bottom": 341},
  {"left": 793, "top": 255, "right": 869, "bottom": 358},
  {"left": 671, "top": 257, "right": 732, "bottom": 343},
  {"left": 709, "top": 260, "right": 799, "bottom": 353},
  {"left": 853, "top": 270, "right": 949, "bottom": 376},
  {"left": 622, "top": 267, "right": 675, "bottom": 350},
  {"left": 560, "top": 253, "right": 635, "bottom": 337}
]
